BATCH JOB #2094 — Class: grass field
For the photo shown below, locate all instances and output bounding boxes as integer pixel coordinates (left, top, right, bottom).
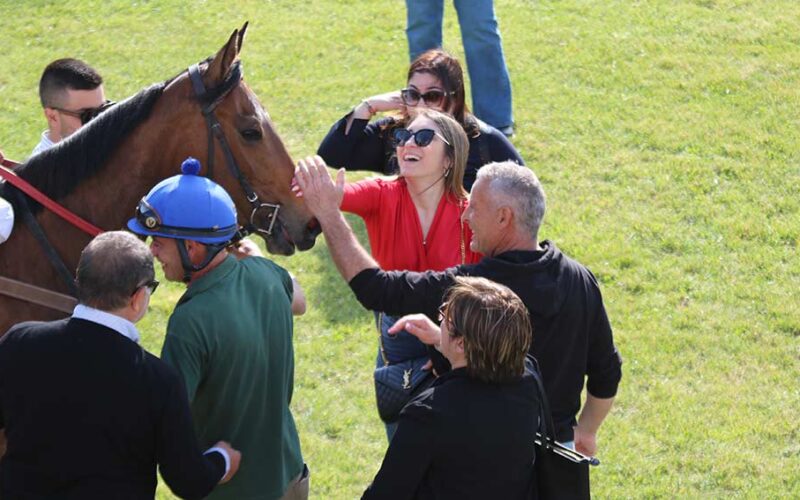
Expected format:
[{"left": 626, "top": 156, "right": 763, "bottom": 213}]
[{"left": 1, "top": 0, "right": 799, "bottom": 498}]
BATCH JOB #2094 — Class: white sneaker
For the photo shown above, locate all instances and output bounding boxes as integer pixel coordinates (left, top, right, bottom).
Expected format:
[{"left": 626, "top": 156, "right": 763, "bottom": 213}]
[{"left": 498, "top": 125, "right": 515, "bottom": 138}]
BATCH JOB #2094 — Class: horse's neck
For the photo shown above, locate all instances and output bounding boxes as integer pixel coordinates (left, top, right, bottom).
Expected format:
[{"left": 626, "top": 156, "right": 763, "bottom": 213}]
[
  {"left": 0, "top": 99, "right": 186, "bottom": 306},
  {"left": 60, "top": 122, "right": 176, "bottom": 232}
]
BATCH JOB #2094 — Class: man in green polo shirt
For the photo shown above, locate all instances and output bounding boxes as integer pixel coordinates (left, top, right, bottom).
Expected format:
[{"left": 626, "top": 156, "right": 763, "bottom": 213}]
[{"left": 128, "top": 158, "right": 309, "bottom": 500}]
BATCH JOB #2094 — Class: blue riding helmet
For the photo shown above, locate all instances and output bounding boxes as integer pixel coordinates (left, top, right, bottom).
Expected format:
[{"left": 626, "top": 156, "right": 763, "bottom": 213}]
[{"left": 127, "top": 157, "right": 238, "bottom": 244}]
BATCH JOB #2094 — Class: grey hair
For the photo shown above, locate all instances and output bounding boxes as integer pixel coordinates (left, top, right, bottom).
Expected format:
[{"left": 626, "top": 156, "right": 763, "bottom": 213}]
[
  {"left": 476, "top": 162, "right": 546, "bottom": 238},
  {"left": 76, "top": 231, "right": 154, "bottom": 311}
]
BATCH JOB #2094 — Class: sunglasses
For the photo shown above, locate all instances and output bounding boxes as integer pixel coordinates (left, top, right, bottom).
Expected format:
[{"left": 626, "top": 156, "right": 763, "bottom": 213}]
[
  {"left": 133, "top": 279, "right": 159, "bottom": 296},
  {"left": 400, "top": 88, "right": 453, "bottom": 107},
  {"left": 52, "top": 99, "right": 116, "bottom": 125},
  {"left": 392, "top": 128, "right": 451, "bottom": 148}
]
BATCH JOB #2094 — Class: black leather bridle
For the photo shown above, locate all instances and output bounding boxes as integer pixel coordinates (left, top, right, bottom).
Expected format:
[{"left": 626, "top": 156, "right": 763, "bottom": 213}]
[{"left": 186, "top": 61, "right": 280, "bottom": 237}]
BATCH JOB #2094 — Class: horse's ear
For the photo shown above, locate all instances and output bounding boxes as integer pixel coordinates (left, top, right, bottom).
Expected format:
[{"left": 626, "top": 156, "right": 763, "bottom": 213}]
[
  {"left": 205, "top": 28, "right": 240, "bottom": 86},
  {"left": 237, "top": 22, "right": 248, "bottom": 53}
]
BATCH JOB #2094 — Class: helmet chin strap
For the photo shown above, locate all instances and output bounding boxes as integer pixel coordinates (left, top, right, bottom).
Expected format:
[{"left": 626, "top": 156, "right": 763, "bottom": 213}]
[{"left": 175, "top": 239, "right": 228, "bottom": 283}]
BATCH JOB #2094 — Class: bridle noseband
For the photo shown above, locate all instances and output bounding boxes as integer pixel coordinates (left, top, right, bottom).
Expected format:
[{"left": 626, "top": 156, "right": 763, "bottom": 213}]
[{"left": 187, "top": 61, "right": 280, "bottom": 237}]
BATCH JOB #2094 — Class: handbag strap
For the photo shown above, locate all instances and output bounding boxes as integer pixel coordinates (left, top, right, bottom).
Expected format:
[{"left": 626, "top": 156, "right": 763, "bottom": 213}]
[
  {"left": 530, "top": 358, "right": 600, "bottom": 466},
  {"left": 529, "top": 358, "right": 559, "bottom": 449},
  {"left": 376, "top": 312, "right": 389, "bottom": 366},
  {"left": 459, "top": 200, "right": 466, "bottom": 265}
]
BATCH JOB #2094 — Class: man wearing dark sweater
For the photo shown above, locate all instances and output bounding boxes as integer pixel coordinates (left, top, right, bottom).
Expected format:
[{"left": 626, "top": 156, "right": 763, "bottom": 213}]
[
  {"left": 295, "top": 157, "right": 623, "bottom": 454},
  {"left": 0, "top": 231, "right": 241, "bottom": 499}
]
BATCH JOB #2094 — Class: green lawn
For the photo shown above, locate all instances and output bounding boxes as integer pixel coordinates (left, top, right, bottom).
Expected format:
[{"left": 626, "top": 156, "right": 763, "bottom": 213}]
[{"left": 1, "top": 0, "right": 798, "bottom": 497}]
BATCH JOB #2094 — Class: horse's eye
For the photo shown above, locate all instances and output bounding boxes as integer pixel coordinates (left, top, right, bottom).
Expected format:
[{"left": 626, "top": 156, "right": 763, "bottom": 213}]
[{"left": 240, "top": 128, "right": 262, "bottom": 142}]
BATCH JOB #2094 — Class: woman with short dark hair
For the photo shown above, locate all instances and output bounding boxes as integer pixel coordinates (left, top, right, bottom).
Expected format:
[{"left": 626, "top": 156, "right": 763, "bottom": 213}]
[{"left": 361, "top": 276, "right": 539, "bottom": 500}]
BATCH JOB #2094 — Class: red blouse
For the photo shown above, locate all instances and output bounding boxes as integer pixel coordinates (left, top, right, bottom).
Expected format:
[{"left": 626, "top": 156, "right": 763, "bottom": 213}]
[{"left": 341, "top": 178, "right": 482, "bottom": 272}]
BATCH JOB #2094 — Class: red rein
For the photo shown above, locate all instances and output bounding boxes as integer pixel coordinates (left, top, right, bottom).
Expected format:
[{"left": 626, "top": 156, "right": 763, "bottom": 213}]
[{"left": 0, "top": 164, "right": 103, "bottom": 237}]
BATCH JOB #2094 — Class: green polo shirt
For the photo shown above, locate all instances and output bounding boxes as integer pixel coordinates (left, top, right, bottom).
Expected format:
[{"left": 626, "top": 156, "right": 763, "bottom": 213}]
[{"left": 162, "top": 255, "right": 302, "bottom": 500}]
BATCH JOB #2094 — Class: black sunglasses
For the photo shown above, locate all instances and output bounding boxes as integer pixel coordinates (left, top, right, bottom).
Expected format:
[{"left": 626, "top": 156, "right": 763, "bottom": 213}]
[
  {"left": 133, "top": 279, "right": 159, "bottom": 296},
  {"left": 392, "top": 128, "right": 451, "bottom": 148},
  {"left": 400, "top": 88, "right": 453, "bottom": 107},
  {"left": 52, "top": 99, "right": 116, "bottom": 125}
]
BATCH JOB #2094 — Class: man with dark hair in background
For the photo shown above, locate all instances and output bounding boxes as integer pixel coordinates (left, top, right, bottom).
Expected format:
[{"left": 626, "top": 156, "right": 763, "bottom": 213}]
[
  {"left": 32, "top": 58, "right": 107, "bottom": 154},
  {"left": 0, "top": 231, "right": 240, "bottom": 499}
]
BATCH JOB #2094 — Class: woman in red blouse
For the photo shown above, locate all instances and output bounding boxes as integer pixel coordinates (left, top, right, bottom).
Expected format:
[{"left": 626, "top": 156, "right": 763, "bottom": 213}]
[
  {"left": 299, "top": 109, "right": 481, "bottom": 440},
  {"left": 340, "top": 110, "right": 481, "bottom": 272}
]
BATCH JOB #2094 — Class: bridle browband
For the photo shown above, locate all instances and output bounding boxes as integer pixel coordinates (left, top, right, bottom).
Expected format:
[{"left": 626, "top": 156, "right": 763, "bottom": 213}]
[{"left": 187, "top": 60, "right": 280, "bottom": 238}]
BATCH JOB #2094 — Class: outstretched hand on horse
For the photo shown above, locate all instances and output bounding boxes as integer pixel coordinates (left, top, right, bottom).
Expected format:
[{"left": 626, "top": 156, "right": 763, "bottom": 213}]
[{"left": 292, "top": 155, "right": 345, "bottom": 217}]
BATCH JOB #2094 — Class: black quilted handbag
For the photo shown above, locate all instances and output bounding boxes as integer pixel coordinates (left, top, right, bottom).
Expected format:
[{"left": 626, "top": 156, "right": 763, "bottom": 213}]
[{"left": 374, "top": 356, "right": 435, "bottom": 423}]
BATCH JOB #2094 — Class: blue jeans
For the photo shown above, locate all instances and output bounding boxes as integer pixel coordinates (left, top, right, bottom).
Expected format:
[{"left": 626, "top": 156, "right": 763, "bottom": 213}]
[{"left": 405, "top": 0, "right": 513, "bottom": 129}]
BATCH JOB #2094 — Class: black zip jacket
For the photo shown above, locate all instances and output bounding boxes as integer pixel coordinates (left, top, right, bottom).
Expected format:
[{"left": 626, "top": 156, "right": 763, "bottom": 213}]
[{"left": 349, "top": 240, "right": 623, "bottom": 442}]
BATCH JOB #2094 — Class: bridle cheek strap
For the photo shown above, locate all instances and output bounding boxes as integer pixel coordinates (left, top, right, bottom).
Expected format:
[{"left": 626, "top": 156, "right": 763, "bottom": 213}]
[{"left": 186, "top": 62, "right": 280, "bottom": 237}]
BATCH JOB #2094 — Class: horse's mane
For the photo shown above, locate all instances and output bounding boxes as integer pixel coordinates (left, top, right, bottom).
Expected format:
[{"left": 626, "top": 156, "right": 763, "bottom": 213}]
[{"left": 1, "top": 81, "right": 167, "bottom": 211}]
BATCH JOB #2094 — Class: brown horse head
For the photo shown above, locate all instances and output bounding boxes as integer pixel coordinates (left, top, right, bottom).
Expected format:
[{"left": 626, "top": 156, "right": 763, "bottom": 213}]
[
  {"left": 160, "top": 22, "right": 319, "bottom": 255},
  {"left": 0, "top": 24, "right": 319, "bottom": 332}
]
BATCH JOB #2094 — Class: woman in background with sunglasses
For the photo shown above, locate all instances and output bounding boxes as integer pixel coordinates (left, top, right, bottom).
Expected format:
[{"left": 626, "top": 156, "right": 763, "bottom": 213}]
[
  {"left": 317, "top": 49, "right": 523, "bottom": 191},
  {"left": 296, "top": 109, "right": 481, "bottom": 440}
]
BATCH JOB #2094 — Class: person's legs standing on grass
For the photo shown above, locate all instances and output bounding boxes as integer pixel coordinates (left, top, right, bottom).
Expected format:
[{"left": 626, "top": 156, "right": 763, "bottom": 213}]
[
  {"left": 454, "top": 0, "right": 514, "bottom": 134},
  {"left": 406, "top": 0, "right": 445, "bottom": 60}
]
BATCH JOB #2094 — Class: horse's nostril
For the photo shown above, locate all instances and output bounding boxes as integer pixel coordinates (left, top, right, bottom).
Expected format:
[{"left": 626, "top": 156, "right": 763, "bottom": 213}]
[{"left": 306, "top": 218, "right": 321, "bottom": 237}]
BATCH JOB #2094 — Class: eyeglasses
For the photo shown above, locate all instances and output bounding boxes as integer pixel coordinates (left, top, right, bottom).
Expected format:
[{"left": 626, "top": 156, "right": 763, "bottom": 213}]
[
  {"left": 400, "top": 88, "right": 453, "bottom": 107},
  {"left": 51, "top": 99, "right": 116, "bottom": 125},
  {"left": 437, "top": 301, "right": 461, "bottom": 338},
  {"left": 135, "top": 198, "right": 163, "bottom": 231},
  {"left": 132, "top": 279, "right": 159, "bottom": 296},
  {"left": 392, "top": 128, "right": 451, "bottom": 148},
  {"left": 437, "top": 302, "right": 450, "bottom": 324}
]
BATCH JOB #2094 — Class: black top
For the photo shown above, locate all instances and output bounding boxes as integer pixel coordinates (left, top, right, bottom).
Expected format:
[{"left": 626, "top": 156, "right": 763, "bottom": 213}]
[
  {"left": 0, "top": 318, "right": 225, "bottom": 499},
  {"left": 317, "top": 114, "right": 525, "bottom": 191},
  {"left": 362, "top": 363, "right": 540, "bottom": 500},
  {"left": 349, "top": 241, "right": 623, "bottom": 442}
]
